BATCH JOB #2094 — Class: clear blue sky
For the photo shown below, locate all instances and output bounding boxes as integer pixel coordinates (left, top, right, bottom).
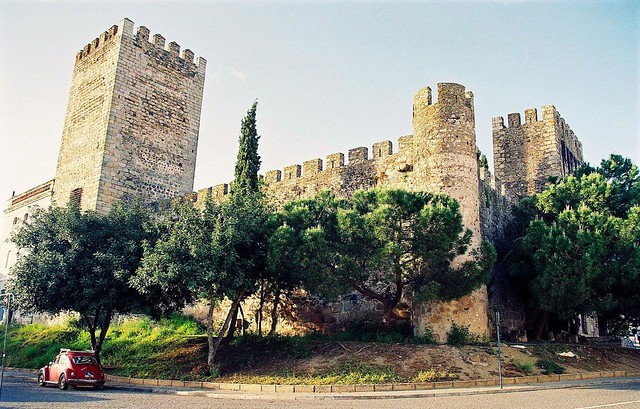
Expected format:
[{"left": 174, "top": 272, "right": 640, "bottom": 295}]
[{"left": 1, "top": 1, "right": 638, "bottom": 201}]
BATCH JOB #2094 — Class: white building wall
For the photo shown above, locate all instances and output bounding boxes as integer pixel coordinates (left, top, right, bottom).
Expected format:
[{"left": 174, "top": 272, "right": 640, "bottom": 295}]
[{"left": 0, "top": 180, "right": 54, "bottom": 294}]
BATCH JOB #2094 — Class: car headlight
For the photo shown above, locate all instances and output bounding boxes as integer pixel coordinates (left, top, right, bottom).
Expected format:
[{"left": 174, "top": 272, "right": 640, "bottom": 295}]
[{"left": 70, "top": 371, "right": 75, "bottom": 378}]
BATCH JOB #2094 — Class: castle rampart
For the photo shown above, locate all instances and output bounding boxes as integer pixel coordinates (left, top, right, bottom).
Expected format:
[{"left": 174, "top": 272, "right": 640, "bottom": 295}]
[
  {"left": 162, "top": 81, "right": 584, "bottom": 341},
  {"left": 194, "top": 83, "right": 504, "bottom": 341}
]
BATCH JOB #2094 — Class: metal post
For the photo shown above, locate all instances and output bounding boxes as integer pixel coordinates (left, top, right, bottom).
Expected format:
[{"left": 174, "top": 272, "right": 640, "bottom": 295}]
[
  {"left": 496, "top": 310, "right": 503, "bottom": 389},
  {"left": 0, "top": 293, "right": 13, "bottom": 402}
]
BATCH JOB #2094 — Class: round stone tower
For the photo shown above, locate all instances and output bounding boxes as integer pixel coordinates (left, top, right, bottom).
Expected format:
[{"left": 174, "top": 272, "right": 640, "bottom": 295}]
[{"left": 411, "top": 83, "right": 488, "bottom": 341}]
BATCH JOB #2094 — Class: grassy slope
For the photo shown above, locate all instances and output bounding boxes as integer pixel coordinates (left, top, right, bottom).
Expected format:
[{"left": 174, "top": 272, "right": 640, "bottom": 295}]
[{"left": 4, "top": 316, "right": 640, "bottom": 384}]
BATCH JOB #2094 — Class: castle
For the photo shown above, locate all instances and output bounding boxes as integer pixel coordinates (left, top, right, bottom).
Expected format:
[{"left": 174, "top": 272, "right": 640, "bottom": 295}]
[{"left": 0, "top": 19, "right": 583, "bottom": 341}]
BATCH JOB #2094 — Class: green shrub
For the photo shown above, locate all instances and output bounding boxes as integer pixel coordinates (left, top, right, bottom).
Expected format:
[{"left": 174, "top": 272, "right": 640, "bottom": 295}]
[
  {"left": 446, "top": 323, "right": 471, "bottom": 346},
  {"left": 514, "top": 360, "right": 534, "bottom": 375},
  {"left": 333, "top": 320, "right": 413, "bottom": 343},
  {"left": 445, "top": 323, "right": 488, "bottom": 346},
  {"left": 286, "top": 336, "right": 311, "bottom": 359},
  {"left": 316, "top": 359, "right": 398, "bottom": 384},
  {"left": 536, "top": 359, "right": 565, "bottom": 375},
  {"left": 413, "top": 370, "right": 458, "bottom": 383}
]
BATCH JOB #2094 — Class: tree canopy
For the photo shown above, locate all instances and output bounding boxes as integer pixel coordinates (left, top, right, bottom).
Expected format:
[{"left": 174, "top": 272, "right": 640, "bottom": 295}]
[
  {"left": 510, "top": 154, "right": 640, "bottom": 337},
  {"left": 133, "top": 101, "right": 268, "bottom": 371},
  {"left": 8, "top": 202, "right": 155, "bottom": 362},
  {"left": 277, "top": 188, "right": 496, "bottom": 322},
  {"left": 233, "top": 100, "right": 261, "bottom": 194}
]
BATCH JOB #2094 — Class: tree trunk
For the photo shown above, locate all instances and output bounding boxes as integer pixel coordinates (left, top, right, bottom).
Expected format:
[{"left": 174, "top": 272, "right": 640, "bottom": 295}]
[
  {"left": 205, "top": 301, "right": 217, "bottom": 374},
  {"left": 382, "top": 280, "right": 403, "bottom": 324},
  {"left": 569, "top": 313, "right": 580, "bottom": 342},
  {"left": 533, "top": 311, "right": 550, "bottom": 341},
  {"left": 84, "top": 316, "right": 97, "bottom": 353},
  {"left": 94, "top": 309, "right": 113, "bottom": 365},
  {"left": 268, "top": 288, "right": 281, "bottom": 336},
  {"left": 208, "top": 293, "right": 244, "bottom": 372},
  {"left": 238, "top": 304, "right": 246, "bottom": 337},
  {"left": 225, "top": 301, "right": 240, "bottom": 341},
  {"left": 257, "top": 281, "right": 265, "bottom": 336}
]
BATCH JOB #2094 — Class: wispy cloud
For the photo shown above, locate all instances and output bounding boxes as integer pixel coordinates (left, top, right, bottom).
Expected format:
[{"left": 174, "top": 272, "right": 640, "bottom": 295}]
[{"left": 230, "top": 67, "right": 247, "bottom": 81}]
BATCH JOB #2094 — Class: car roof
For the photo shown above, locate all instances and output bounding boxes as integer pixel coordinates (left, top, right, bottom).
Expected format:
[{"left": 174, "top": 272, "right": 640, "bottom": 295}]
[{"left": 60, "top": 349, "right": 96, "bottom": 356}]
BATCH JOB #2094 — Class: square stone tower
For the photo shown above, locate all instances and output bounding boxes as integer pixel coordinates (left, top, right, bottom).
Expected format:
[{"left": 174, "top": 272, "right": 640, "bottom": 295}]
[
  {"left": 52, "top": 18, "right": 206, "bottom": 213},
  {"left": 492, "top": 106, "right": 583, "bottom": 198}
]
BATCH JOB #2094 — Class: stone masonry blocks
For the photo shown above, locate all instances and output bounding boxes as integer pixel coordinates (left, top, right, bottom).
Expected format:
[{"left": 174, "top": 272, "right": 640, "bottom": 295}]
[
  {"left": 348, "top": 147, "right": 368, "bottom": 163},
  {"left": 284, "top": 165, "right": 301, "bottom": 180},
  {"left": 326, "top": 153, "right": 345, "bottom": 169},
  {"left": 372, "top": 141, "right": 392, "bottom": 159},
  {"left": 303, "top": 159, "right": 323, "bottom": 177},
  {"left": 493, "top": 104, "right": 583, "bottom": 198}
]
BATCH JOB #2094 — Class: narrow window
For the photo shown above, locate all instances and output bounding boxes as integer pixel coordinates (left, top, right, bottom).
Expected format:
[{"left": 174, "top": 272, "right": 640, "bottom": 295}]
[
  {"left": 23, "top": 213, "right": 28, "bottom": 222},
  {"left": 70, "top": 188, "right": 83, "bottom": 207}
]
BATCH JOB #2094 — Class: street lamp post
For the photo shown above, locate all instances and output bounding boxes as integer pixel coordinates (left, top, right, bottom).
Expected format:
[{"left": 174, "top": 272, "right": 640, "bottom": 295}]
[
  {"left": 0, "top": 292, "right": 14, "bottom": 402},
  {"left": 496, "top": 310, "right": 503, "bottom": 389}
]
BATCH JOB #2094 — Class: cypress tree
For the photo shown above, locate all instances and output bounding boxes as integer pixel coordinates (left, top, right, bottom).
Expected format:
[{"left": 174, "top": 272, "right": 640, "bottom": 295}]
[{"left": 233, "top": 101, "right": 261, "bottom": 194}]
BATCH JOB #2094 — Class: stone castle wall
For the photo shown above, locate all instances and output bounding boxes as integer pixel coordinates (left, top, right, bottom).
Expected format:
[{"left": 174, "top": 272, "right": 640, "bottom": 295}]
[
  {"left": 493, "top": 106, "right": 583, "bottom": 198},
  {"left": 194, "top": 83, "right": 500, "bottom": 341},
  {"left": 189, "top": 85, "right": 583, "bottom": 341},
  {"left": 52, "top": 18, "right": 206, "bottom": 213},
  {"left": 478, "top": 168, "right": 515, "bottom": 250}
]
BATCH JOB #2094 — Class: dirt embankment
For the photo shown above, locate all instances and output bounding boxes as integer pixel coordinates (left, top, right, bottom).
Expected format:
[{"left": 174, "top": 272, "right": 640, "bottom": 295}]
[
  {"left": 213, "top": 340, "right": 640, "bottom": 381},
  {"left": 113, "top": 336, "right": 640, "bottom": 382}
]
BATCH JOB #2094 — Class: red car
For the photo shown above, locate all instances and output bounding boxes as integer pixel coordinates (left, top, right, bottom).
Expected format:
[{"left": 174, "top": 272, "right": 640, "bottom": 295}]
[{"left": 37, "top": 349, "right": 106, "bottom": 390}]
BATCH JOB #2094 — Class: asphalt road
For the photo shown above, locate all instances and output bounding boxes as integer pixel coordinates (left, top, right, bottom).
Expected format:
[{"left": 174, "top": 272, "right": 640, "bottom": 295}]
[{"left": 1, "top": 373, "right": 639, "bottom": 409}]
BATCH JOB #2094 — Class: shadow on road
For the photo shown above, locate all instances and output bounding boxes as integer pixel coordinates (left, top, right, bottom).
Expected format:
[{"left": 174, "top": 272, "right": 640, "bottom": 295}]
[
  {"left": 580, "top": 379, "right": 640, "bottom": 392},
  {"left": 1, "top": 380, "right": 111, "bottom": 403}
]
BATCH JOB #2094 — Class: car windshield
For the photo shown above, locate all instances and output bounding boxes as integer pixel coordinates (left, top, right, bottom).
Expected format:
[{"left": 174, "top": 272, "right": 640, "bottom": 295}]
[{"left": 72, "top": 356, "right": 97, "bottom": 365}]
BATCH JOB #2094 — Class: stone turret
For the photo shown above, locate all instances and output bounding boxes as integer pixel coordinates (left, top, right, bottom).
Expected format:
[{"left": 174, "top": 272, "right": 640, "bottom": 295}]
[
  {"left": 493, "top": 105, "right": 583, "bottom": 197},
  {"left": 410, "top": 83, "right": 488, "bottom": 341},
  {"left": 412, "top": 83, "right": 480, "bottom": 244}
]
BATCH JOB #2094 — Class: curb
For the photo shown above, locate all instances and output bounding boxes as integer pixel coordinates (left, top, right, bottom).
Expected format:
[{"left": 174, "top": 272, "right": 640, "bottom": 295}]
[
  {"left": 104, "top": 369, "right": 640, "bottom": 394},
  {"left": 172, "top": 377, "right": 640, "bottom": 400}
]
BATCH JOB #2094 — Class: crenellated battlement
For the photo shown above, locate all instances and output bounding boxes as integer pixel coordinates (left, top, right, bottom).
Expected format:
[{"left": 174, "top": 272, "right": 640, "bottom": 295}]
[
  {"left": 413, "top": 83, "right": 475, "bottom": 122},
  {"left": 75, "top": 24, "right": 120, "bottom": 61},
  {"left": 74, "top": 18, "right": 206, "bottom": 74},
  {"left": 493, "top": 105, "right": 582, "bottom": 155},
  {"left": 492, "top": 104, "right": 566, "bottom": 131},
  {"left": 493, "top": 104, "right": 584, "bottom": 198},
  {"left": 261, "top": 135, "right": 414, "bottom": 185}
]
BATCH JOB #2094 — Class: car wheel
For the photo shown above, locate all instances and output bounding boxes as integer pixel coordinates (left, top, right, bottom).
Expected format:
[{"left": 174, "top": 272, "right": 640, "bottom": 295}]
[
  {"left": 58, "top": 374, "right": 68, "bottom": 390},
  {"left": 37, "top": 373, "right": 46, "bottom": 387}
]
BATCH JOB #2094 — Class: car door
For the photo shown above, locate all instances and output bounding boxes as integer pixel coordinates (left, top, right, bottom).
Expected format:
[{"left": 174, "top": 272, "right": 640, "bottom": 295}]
[{"left": 48, "top": 354, "right": 61, "bottom": 382}]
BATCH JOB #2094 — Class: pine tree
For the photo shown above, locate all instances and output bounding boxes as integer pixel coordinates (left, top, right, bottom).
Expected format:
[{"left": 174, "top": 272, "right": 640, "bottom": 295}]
[{"left": 233, "top": 101, "right": 261, "bottom": 194}]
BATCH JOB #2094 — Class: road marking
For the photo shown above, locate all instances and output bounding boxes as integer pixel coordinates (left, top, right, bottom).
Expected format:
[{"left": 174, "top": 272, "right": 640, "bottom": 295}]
[{"left": 575, "top": 401, "right": 640, "bottom": 409}]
